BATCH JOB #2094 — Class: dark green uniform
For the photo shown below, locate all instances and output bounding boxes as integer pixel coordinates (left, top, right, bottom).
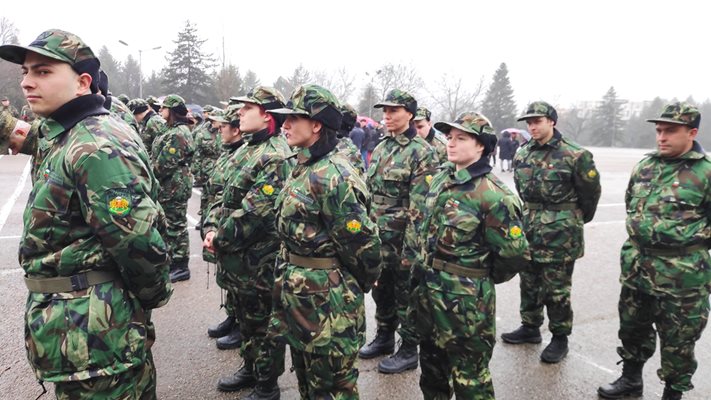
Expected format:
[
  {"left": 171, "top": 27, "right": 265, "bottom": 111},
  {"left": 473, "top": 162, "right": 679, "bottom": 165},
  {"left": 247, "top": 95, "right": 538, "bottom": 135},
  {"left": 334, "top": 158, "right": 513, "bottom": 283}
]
[
  {"left": 191, "top": 120, "right": 222, "bottom": 224},
  {"left": 513, "top": 128, "right": 600, "bottom": 335}
]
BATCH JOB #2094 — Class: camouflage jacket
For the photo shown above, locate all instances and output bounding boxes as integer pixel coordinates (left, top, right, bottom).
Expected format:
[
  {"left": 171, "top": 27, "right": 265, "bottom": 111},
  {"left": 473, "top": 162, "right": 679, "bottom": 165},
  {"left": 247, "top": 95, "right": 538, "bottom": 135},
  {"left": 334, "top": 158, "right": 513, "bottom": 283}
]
[
  {"left": 367, "top": 125, "right": 439, "bottom": 266},
  {"left": 21, "top": 104, "right": 36, "bottom": 122},
  {"left": 621, "top": 141, "right": 711, "bottom": 297},
  {"left": 513, "top": 129, "right": 601, "bottom": 263},
  {"left": 212, "top": 129, "right": 294, "bottom": 272},
  {"left": 426, "top": 127, "right": 448, "bottom": 164},
  {"left": 139, "top": 111, "right": 166, "bottom": 154},
  {"left": 151, "top": 122, "right": 195, "bottom": 203},
  {"left": 109, "top": 96, "right": 140, "bottom": 134},
  {"left": 0, "top": 109, "right": 16, "bottom": 154},
  {"left": 202, "top": 139, "right": 245, "bottom": 234},
  {"left": 1, "top": 104, "right": 19, "bottom": 117},
  {"left": 271, "top": 138, "right": 382, "bottom": 356},
  {"left": 415, "top": 159, "right": 530, "bottom": 284},
  {"left": 336, "top": 136, "right": 365, "bottom": 173},
  {"left": 191, "top": 122, "right": 222, "bottom": 186},
  {"left": 20, "top": 94, "right": 171, "bottom": 382}
]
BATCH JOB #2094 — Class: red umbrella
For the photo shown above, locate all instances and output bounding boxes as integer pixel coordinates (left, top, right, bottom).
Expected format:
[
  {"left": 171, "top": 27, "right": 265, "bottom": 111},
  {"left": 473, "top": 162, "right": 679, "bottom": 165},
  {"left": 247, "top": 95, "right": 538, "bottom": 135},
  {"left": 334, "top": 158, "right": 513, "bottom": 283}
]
[{"left": 357, "top": 116, "right": 377, "bottom": 127}]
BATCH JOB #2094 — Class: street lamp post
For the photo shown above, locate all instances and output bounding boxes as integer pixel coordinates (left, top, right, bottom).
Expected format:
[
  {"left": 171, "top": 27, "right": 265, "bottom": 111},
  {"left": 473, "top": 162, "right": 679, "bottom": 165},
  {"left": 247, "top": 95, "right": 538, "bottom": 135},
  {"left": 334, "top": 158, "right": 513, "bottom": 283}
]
[{"left": 118, "top": 40, "right": 161, "bottom": 99}]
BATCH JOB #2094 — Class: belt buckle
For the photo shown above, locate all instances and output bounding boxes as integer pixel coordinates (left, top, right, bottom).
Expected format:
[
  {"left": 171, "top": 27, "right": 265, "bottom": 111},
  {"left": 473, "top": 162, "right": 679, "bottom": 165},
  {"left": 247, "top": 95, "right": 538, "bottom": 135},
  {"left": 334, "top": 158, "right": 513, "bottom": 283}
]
[{"left": 70, "top": 273, "right": 89, "bottom": 291}]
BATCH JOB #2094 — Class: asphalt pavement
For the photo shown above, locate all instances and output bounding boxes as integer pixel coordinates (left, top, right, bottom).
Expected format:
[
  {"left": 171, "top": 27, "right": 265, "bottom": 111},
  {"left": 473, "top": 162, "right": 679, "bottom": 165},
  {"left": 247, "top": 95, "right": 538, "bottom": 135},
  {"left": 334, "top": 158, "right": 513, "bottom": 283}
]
[{"left": 0, "top": 148, "right": 709, "bottom": 400}]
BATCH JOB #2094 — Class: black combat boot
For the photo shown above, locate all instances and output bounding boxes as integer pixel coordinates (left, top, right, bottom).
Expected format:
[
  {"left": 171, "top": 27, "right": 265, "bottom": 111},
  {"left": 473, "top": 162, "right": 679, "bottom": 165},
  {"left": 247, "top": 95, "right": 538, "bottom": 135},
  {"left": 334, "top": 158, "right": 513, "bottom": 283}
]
[
  {"left": 540, "top": 335, "right": 568, "bottom": 363},
  {"left": 242, "top": 376, "right": 280, "bottom": 400},
  {"left": 377, "top": 341, "right": 418, "bottom": 374},
  {"left": 216, "top": 325, "right": 242, "bottom": 350},
  {"left": 208, "top": 316, "right": 236, "bottom": 338},
  {"left": 501, "top": 325, "right": 542, "bottom": 344},
  {"left": 597, "top": 360, "right": 644, "bottom": 399},
  {"left": 169, "top": 261, "right": 190, "bottom": 282},
  {"left": 217, "top": 364, "right": 257, "bottom": 392},
  {"left": 358, "top": 329, "right": 395, "bottom": 359},
  {"left": 661, "top": 384, "right": 682, "bottom": 400}
]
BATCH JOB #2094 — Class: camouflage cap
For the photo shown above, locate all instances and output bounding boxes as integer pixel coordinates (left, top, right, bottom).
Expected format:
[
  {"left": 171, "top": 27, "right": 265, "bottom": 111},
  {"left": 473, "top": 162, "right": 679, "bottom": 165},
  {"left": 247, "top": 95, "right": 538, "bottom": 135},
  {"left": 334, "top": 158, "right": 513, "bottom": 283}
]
[
  {"left": 157, "top": 94, "right": 186, "bottom": 109},
  {"left": 414, "top": 106, "right": 432, "bottom": 121},
  {"left": 209, "top": 104, "right": 240, "bottom": 124},
  {"left": 646, "top": 102, "right": 701, "bottom": 129},
  {"left": 146, "top": 95, "right": 159, "bottom": 106},
  {"left": 517, "top": 101, "right": 558, "bottom": 123},
  {"left": 269, "top": 84, "right": 343, "bottom": 130},
  {"left": 374, "top": 89, "right": 417, "bottom": 116},
  {"left": 435, "top": 111, "right": 495, "bottom": 136},
  {"left": 203, "top": 105, "right": 216, "bottom": 113},
  {"left": 1, "top": 96, "right": 8, "bottom": 101},
  {"left": 340, "top": 103, "right": 358, "bottom": 131},
  {"left": 117, "top": 94, "right": 130, "bottom": 105},
  {"left": 231, "top": 86, "right": 285, "bottom": 111},
  {"left": 126, "top": 98, "right": 149, "bottom": 114},
  {"left": 0, "top": 29, "right": 97, "bottom": 65}
]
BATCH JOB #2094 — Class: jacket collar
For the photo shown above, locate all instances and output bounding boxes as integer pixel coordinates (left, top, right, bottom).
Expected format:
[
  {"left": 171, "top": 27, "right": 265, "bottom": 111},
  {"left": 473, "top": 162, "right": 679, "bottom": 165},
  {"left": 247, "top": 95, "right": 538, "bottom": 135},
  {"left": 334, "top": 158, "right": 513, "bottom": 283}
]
[{"left": 43, "top": 94, "right": 109, "bottom": 140}]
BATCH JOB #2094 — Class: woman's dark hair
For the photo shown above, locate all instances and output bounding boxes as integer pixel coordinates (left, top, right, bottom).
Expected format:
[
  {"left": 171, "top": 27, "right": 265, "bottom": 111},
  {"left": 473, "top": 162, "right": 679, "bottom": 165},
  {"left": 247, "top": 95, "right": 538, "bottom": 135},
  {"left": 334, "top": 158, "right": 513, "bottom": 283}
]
[
  {"left": 229, "top": 119, "right": 240, "bottom": 129},
  {"left": 168, "top": 108, "right": 191, "bottom": 125}
]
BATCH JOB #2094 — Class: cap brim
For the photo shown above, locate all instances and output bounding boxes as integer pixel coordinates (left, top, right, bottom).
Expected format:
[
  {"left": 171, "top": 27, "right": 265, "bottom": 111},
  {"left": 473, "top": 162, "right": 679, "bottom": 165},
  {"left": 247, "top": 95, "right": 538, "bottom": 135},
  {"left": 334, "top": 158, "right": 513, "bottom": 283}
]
[
  {"left": 413, "top": 115, "right": 427, "bottom": 121},
  {"left": 516, "top": 113, "right": 547, "bottom": 122},
  {"left": 645, "top": 118, "right": 689, "bottom": 126},
  {"left": 0, "top": 44, "right": 69, "bottom": 64},
  {"left": 373, "top": 101, "right": 406, "bottom": 109},
  {"left": 434, "top": 122, "right": 479, "bottom": 136},
  {"left": 267, "top": 107, "right": 309, "bottom": 116},
  {"left": 208, "top": 116, "right": 228, "bottom": 123},
  {"left": 231, "top": 96, "right": 259, "bottom": 105}
]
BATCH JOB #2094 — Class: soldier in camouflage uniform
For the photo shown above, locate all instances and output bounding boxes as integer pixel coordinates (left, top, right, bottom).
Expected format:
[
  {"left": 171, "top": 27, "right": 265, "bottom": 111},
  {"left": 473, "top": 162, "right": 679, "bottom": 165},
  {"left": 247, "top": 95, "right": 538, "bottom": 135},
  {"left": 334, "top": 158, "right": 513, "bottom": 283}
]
[
  {"left": 152, "top": 94, "right": 196, "bottom": 282},
  {"left": 1, "top": 96, "right": 19, "bottom": 117},
  {"left": 21, "top": 103, "right": 36, "bottom": 122},
  {"left": 0, "top": 29, "right": 172, "bottom": 400},
  {"left": 502, "top": 101, "right": 601, "bottom": 363},
  {"left": 146, "top": 95, "right": 160, "bottom": 113},
  {"left": 598, "top": 103, "right": 711, "bottom": 400},
  {"left": 201, "top": 106, "right": 245, "bottom": 346},
  {"left": 204, "top": 87, "right": 292, "bottom": 399},
  {"left": 412, "top": 112, "right": 530, "bottom": 399},
  {"left": 268, "top": 84, "right": 382, "bottom": 400},
  {"left": 127, "top": 98, "right": 167, "bottom": 154},
  {"left": 191, "top": 108, "right": 223, "bottom": 230},
  {"left": 337, "top": 103, "right": 366, "bottom": 172},
  {"left": 358, "top": 89, "right": 438, "bottom": 374},
  {"left": 414, "top": 106, "right": 447, "bottom": 163},
  {"left": 96, "top": 70, "right": 140, "bottom": 134}
]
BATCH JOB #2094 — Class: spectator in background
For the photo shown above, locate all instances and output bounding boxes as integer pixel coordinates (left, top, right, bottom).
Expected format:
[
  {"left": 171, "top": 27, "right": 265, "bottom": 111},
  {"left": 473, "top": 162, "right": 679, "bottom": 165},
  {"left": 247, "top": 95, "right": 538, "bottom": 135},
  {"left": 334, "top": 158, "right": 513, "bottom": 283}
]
[
  {"left": 498, "top": 130, "right": 517, "bottom": 172},
  {"left": 350, "top": 119, "right": 366, "bottom": 166}
]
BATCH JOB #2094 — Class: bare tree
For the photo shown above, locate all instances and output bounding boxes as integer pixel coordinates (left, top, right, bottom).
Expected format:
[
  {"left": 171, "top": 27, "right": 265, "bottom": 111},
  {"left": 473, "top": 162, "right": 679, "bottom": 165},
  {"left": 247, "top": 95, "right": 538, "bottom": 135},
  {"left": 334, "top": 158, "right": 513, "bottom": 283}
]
[
  {"left": 372, "top": 63, "right": 424, "bottom": 99},
  {"left": 426, "top": 73, "right": 485, "bottom": 121},
  {"left": 0, "top": 17, "right": 19, "bottom": 45},
  {"left": 312, "top": 67, "right": 357, "bottom": 104}
]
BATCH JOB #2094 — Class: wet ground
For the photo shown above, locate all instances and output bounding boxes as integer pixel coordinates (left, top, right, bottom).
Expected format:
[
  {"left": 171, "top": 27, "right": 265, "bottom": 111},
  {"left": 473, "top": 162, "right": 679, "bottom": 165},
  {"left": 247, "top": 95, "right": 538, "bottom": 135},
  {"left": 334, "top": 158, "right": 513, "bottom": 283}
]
[{"left": 0, "top": 147, "right": 709, "bottom": 399}]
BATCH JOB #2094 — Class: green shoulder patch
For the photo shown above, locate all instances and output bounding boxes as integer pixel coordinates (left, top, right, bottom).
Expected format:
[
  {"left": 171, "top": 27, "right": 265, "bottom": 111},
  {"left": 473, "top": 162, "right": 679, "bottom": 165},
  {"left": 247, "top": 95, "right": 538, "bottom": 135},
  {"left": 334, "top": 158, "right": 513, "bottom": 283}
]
[{"left": 107, "top": 189, "right": 132, "bottom": 217}]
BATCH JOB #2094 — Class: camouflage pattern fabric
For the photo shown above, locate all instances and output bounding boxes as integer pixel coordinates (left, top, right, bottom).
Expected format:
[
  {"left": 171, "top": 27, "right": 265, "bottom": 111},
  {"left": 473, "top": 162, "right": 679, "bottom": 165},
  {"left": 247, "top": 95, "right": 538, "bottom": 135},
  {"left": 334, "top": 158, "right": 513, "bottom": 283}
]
[
  {"left": 426, "top": 128, "right": 448, "bottom": 163},
  {"left": 646, "top": 101, "right": 701, "bottom": 129},
  {"left": 616, "top": 286, "right": 709, "bottom": 393},
  {"left": 0, "top": 109, "right": 17, "bottom": 154},
  {"left": 210, "top": 128, "right": 294, "bottom": 385},
  {"left": 366, "top": 124, "right": 438, "bottom": 343},
  {"left": 615, "top": 138, "right": 711, "bottom": 393},
  {"left": 20, "top": 94, "right": 171, "bottom": 386},
  {"left": 110, "top": 96, "right": 140, "bottom": 134},
  {"left": 412, "top": 159, "right": 530, "bottom": 399},
  {"left": 512, "top": 128, "right": 600, "bottom": 335},
  {"left": 21, "top": 104, "right": 36, "bottom": 122},
  {"left": 337, "top": 136, "right": 365, "bottom": 172},
  {"left": 55, "top": 350, "right": 156, "bottom": 400},
  {"left": 139, "top": 111, "right": 167, "bottom": 155},
  {"left": 270, "top": 145, "right": 382, "bottom": 357},
  {"left": 0, "top": 29, "right": 97, "bottom": 65},
  {"left": 190, "top": 121, "right": 221, "bottom": 187},
  {"left": 151, "top": 123, "right": 195, "bottom": 266},
  {"left": 290, "top": 347, "right": 359, "bottom": 400},
  {"left": 1, "top": 104, "right": 19, "bottom": 118}
]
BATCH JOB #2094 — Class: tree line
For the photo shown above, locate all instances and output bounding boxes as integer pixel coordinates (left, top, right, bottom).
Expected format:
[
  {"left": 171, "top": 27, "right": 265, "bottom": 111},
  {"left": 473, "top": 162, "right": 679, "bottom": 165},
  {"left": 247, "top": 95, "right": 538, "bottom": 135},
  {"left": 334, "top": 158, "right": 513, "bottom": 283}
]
[{"left": 1, "top": 18, "right": 709, "bottom": 150}]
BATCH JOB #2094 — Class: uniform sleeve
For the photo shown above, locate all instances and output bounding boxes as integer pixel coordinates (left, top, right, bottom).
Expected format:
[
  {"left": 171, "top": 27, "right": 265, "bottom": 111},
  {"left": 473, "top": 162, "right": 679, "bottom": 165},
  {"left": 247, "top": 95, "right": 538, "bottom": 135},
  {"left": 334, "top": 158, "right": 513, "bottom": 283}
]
[
  {"left": 483, "top": 194, "right": 531, "bottom": 283},
  {"left": 574, "top": 150, "right": 601, "bottom": 223},
  {"left": 218, "top": 156, "right": 291, "bottom": 252},
  {"left": 152, "top": 129, "right": 191, "bottom": 179},
  {"left": 75, "top": 146, "right": 172, "bottom": 309},
  {"left": 190, "top": 133, "right": 204, "bottom": 177},
  {"left": 321, "top": 178, "right": 382, "bottom": 292},
  {"left": 401, "top": 149, "right": 439, "bottom": 267}
]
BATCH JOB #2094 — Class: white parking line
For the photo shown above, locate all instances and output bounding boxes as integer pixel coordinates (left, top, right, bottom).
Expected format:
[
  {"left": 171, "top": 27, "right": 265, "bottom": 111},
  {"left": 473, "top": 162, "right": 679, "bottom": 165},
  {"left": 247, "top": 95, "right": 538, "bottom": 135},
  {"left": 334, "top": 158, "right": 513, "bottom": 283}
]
[
  {"left": 192, "top": 188, "right": 202, "bottom": 196},
  {"left": 187, "top": 214, "right": 199, "bottom": 226},
  {"left": 0, "top": 235, "right": 21, "bottom": 240},
  {"left": 587, "top": 220, "right": 625, "bottom": 227},
  {"left": 598, "top": 203, "right": 624, "bottom": 207},
  {"left": 0, "top": 159, "right": 30, "bottom": 235},
  {"left": 568, "top": 349, "right": 617, "bottom": 375}
]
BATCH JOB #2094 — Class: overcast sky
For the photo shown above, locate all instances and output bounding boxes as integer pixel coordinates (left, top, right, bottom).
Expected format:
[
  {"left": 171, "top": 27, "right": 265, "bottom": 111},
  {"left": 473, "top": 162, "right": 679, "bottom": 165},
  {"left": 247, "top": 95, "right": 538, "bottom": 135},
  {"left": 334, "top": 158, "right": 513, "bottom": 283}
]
[{"left": 3, "top": 0, "right": 709, "bottom": 108}]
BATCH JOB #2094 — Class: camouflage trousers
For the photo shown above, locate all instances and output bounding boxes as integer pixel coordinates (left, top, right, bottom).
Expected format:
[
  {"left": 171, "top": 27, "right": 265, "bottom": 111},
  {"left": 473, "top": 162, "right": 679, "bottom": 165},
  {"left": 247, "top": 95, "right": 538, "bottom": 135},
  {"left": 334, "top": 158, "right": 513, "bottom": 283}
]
[
  {"left": 372, "top": 232, "right": 417, "bottom": 344},
  {"left": 162, "top": 198, "right": 189, "bottom": 266},
  {"left": 617, "top": 286, "right": 710, "bottom": 392},
  {"left": 291, "top": 347, "right": 359, "bottom": 399},
  {"left": 233, "top": 257, "right": 284, "bottom": 385},
  {"left": 198, "top": 186, "right": 209, "bottom": 223},
  {"left": 55, "top": 351, "right": 156, "bottom": 400},
  {"left": 416, "top": 279, "right": 496, "bottom": 400},
  {"left": 519, "top": 261, "right": 575, "bottom": 335},
  {"left": 215, "top": 252, "right": 241, "bottom": 318}
]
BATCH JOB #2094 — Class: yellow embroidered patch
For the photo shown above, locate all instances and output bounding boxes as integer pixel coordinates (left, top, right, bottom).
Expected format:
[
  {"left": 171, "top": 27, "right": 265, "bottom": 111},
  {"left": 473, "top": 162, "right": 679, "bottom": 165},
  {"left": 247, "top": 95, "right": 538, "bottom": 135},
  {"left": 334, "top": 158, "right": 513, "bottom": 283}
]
[
  {"left": 425, "top": 175, "right": 433, "bottom": 184},
  {"left": 346, "top": 219, "right": 362, "bottom": 234},
  {"left": 262, "top": 184, "right": 275, "bottom": 195},
  {"left": 108, "top": 196, "right": 130, "bottom": 216},
  {"left": 509, "top": 225, "right": 523, "bottom": 239},
  {"left": 168, "top": 147, "right": 176, "bottom": 154},
  {"left": 587, "top": 169, "right": 597, "bottom": 179}
]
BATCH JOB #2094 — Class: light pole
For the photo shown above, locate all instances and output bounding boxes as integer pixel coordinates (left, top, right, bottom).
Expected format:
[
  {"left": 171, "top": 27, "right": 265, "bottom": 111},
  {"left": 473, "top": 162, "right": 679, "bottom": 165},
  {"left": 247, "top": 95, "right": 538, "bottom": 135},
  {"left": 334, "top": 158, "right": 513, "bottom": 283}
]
[{"left": 118, "top": 40, "right": 161, "bottom": 99}]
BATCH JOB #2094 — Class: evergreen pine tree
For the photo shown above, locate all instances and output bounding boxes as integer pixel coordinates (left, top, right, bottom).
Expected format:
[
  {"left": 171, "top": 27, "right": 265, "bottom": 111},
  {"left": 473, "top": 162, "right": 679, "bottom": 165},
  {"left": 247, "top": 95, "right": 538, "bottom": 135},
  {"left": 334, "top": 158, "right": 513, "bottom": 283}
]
[
  {"left": 591, "top": 87, "right": 626, "bottom": 147},
  {"left": 481, "top": 62, "right": 517, "bottom": 132},
  {"left": 161, "top": 20, "right": 215, "bottom": 104}
]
